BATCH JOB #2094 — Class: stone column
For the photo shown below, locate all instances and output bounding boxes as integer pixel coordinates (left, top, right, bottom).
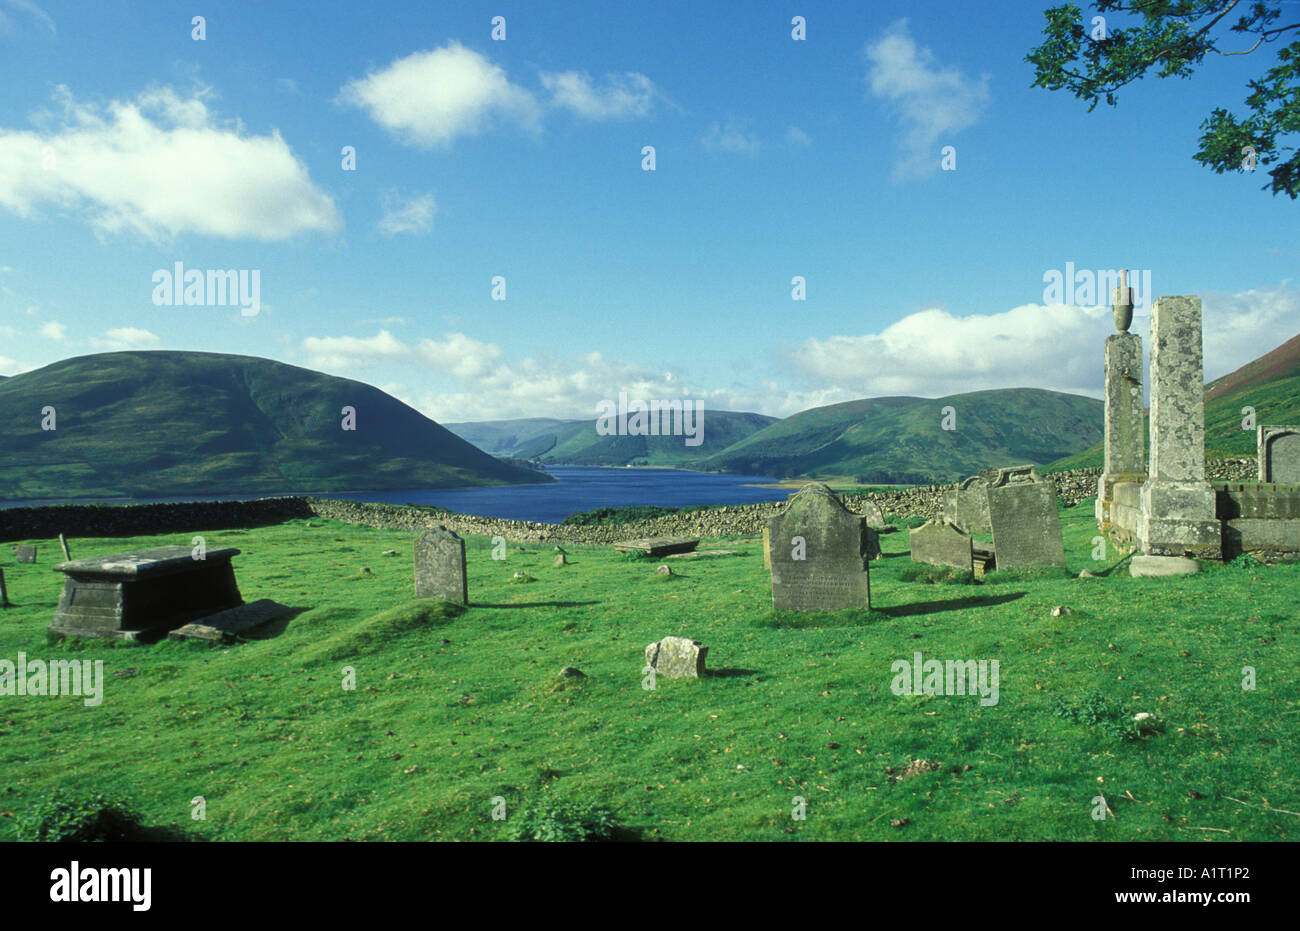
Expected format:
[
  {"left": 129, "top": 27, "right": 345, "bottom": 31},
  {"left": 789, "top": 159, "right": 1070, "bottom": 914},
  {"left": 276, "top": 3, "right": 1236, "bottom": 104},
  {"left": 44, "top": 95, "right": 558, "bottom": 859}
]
[
  {"left": 1136, "top": 296, "right": 1222, "bottom": 559},
  {"left": 1096, "top": 271, "right": 1146, "bottom": 533}
]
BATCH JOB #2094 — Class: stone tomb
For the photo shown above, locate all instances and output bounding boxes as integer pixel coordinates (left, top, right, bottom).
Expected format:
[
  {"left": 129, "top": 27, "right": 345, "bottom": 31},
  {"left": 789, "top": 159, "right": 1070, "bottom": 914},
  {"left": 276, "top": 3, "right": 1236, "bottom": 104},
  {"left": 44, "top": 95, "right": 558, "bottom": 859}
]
[
  {"left": 612, "top": 537, "right": 700, "bottom": 558},
  {"left": 909, "top": 519, "right": 973, "bottom": 572},
  {"left": 1259, "top": 425, "right": 1300, "bottom": 484},
  {"left": 50, "top": 546, "right": 244, "bottom": 640},
  {"left": 765, "top": 482, "right": 871, "bottom": 611},
  {"left": 984, "top": 466, "right": 1066, "bottom": 570},
  {"left": 414, "top": 526, "right": 468, "bottom": 604}
]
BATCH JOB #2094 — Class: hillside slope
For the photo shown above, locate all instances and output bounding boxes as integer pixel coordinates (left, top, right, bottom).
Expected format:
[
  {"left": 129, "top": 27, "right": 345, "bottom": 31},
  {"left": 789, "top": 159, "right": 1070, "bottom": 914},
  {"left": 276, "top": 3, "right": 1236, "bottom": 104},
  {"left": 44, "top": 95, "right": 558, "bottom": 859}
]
[
  {"left": 702, "top": 389, "right": 1103, "bottom": 482},
  {"left": 0, "top": 351, "right": 551, "bottom": 500}
]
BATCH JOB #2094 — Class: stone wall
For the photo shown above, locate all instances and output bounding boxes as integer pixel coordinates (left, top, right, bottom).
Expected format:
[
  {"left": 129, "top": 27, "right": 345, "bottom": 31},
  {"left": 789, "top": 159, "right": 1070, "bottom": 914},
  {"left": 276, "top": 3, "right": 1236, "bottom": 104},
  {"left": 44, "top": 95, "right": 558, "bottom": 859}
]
[{"left": 0, "top": 460, "right": 1259, "bottom": 545}]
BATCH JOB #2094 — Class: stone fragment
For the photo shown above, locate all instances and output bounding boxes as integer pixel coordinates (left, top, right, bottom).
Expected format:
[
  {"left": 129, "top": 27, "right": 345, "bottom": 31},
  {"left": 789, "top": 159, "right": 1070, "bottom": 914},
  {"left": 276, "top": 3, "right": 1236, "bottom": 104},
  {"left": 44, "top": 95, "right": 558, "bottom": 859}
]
[
  {"left": 1130, "top": 554, "right": 1201, "bottom": 577},
  {"left": 644, "top": 636, "right": 707, "bottom": 678}
]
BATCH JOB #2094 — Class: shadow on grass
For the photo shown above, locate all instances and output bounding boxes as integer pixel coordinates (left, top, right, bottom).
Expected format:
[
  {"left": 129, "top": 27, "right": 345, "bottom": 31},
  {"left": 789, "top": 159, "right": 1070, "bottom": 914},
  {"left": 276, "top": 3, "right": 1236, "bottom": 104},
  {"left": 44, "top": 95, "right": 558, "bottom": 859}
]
[
  {"left": 875, "top": 591, "right": 1027, "bottom": 618},
  {"left": 242, "top": 605, "right": 312, "bottom": 640},
  {"left": 1093, "top": 551, "right": 1135, "bottom": 578},
  {"left": 708, "top": 667, "right": 762, "bottom": 678},
  {"left": 472, "top": 601, "right": 600, "bottom": 609}
]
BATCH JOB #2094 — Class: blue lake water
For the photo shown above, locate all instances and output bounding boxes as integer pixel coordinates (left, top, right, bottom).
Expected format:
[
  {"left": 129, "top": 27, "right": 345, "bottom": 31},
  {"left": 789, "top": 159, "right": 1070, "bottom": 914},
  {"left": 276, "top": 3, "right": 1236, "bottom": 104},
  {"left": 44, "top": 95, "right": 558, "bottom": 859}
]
[{"left": 1, "top": 467, "right": 793, "bottom": 524}]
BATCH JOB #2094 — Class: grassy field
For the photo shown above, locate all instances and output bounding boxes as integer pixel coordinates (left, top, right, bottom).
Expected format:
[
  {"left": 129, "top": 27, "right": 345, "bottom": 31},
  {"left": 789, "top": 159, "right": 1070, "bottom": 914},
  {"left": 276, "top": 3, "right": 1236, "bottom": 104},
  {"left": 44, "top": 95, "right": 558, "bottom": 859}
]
[{"left": 2, "top": 499, "right": 1297, "bottom": 841}]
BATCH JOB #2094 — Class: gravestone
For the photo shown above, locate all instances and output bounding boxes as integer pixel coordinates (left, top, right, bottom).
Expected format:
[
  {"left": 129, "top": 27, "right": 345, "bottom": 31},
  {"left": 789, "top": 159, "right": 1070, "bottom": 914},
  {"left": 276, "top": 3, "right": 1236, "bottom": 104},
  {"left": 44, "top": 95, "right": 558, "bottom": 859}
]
[
  {"left": 50, "top": 546, "right": 244, "bottom": 640},
  {"left": 1259, "top": 425, "right": 1300, "bottom": 484},
  {"left": 765, "top": 482, "right": 871, "bottom": 611},
  {"left": 762, "top": 527, "right": 771, "bottom": 570},
  {"left": 612, "top": 537, "right": 699, "bottom": 557},
  {"left": 944, "top": 472, "right": 994, "bottom": 534},
  {"left": 909, "top": 519, "right": 973, "bottom": 572},
  {"left": 984, "top": 466, "right": 1066, "bottom": 570},
  {"left": 414, "top": 526, "right": 467, "bottom": 604},
  {"left": 644, "top": 636, "right": 707, "bottom": 678},
  {"left": 861, "top": 501, "right": 886, "bottom": 528},
  {"left": 14, "top": 546, "right": 36, "bottom": 564}
]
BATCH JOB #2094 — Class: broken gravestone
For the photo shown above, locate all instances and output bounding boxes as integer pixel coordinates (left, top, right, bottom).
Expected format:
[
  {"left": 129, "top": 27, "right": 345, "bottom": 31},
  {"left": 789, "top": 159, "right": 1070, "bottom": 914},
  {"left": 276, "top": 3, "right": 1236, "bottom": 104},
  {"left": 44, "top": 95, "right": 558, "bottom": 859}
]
[
  {"left": 414, "top": 526, "right": 467, "bottom": 604},
  {"left": 908, "top": 519, "right": 973, "bottom": 572},
  {"left": 765, "top": 482, "right": 871, "bottom": 611},
  {"left": 644, "top": 636, "right": 707, "bottom": 678}
]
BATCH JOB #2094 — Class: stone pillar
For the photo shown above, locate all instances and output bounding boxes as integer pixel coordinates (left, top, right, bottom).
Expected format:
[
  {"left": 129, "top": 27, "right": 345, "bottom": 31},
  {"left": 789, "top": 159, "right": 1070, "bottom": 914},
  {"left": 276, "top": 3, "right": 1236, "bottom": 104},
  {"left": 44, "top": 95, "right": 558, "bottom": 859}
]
[
  {"left": 1136, "top": 296, "right": 1222, "bottom": 559},
  {"left": 1096, "top": 270, "right": 1146, "bottom": 534}
]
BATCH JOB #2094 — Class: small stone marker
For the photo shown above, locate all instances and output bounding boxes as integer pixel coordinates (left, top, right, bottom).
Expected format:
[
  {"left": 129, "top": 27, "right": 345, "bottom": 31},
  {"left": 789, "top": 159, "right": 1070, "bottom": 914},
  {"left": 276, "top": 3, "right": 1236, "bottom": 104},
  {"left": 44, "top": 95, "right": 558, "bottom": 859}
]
[
  {"left": 0, "top": 568, "right": 9, "bottom": 607},
  {"left": 14, "top": 546, "right": 36, "bottom": 564},
  {"left": 655, "top": 564, "right": 673, "bottom": 576},
  {"left": 644, "top": 635, "right": 707, "bottom": 678},
  {"left": 908, "top": 519, "right": 973, "bottom": 572},
  {"left": 984, "top": 466, "right": 1066, "bottom": 570},
  {"left": 553, "top": 553, "right": 567, "bottom": 567},
  {"left": 414, "top": 526, "right": 467, "bottom": 604},
  {"left": 58, "top": 534, "right": 71, "bottom": 561},
  {"left": 765, "top": 482, "right": 871, "bottom": 611},
  {"left": 1130, "top": 555, "right": 1200, "bottom": 578},
  {"left": 613, "top": 537, "right": 700, "bottom": 557},
  {"left": 1258, "top": 425, "right": 1300, "bottom": 484},
  {"left": 762, "top": 527, "right": 771, "bottom": 570}
]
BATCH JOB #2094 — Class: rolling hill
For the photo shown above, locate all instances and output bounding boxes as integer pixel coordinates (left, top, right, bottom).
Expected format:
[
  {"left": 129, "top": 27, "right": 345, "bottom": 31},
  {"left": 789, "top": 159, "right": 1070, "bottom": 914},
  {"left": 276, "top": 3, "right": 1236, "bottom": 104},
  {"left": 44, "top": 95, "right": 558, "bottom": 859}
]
[
  {"left": 0, "top": 351, "right": 552, "bottom": 501},
  {"left": 1047, "top": 331, "right": 1300, "bottom": 471},
  {"left": 700, "top": 389, "right": 1105, "bottom": 483},
  {"left": 445, "top": 411, "right": 779, "bottom": 467}
]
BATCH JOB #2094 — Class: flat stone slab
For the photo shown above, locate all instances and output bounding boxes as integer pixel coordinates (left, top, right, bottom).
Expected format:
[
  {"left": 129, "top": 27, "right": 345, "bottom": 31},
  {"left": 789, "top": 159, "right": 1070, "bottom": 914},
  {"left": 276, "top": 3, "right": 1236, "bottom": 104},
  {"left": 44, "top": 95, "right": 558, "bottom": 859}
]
[
  {"left": 1130, "top": 555, "right": 1201, "bottom": 578},
  {"left": 665, "top": 549, "right": 739, "bottom": 559},
  {"left": 167, "top": 599, "right": 294, "bottom": 642},
  {"left": 54, "top": 546, "right": 241, "bottom": 579},
  {"left": 613, "top": 537, "right": 700, "bottom": 557}
]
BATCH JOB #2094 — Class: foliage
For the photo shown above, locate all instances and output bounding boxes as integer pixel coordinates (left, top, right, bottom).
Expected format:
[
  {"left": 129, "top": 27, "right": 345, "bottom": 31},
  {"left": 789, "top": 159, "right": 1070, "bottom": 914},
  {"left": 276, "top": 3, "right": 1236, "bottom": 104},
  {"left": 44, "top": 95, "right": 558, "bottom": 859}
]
[
  {"left": 1052, "top": 690, "right": 1140, "bottom": 742},
  {"left": 502, "top": 801, "right": 618, "bottom": 842},
  {"left": 15, "top": 792, "right": 142, "bottom": 842}
]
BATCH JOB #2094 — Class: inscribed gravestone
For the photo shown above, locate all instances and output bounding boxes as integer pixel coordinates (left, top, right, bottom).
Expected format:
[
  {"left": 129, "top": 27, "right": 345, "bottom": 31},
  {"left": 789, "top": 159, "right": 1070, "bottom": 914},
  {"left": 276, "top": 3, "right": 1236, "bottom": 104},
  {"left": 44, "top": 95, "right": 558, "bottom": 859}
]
[
  {"left": 909, "top": 519, "right": 973, "bottom": 572},
  {"left": 414, "top": 526, "right": 467, "bottom": 604},
  {"left": 1259, "top": 426, "right": 1300, "bottom": 484},
  {"left": 14, "top": 546, "right": 36, "bottom": 564},
  {"left": 944, "top": 472, "right": 994, "bottom": 534},
  {"left": 984, "top": 466, "right": 1066, "bottom": 570},
  {"left": 644, "top": 635, "right": 708, "bottom": 678},
  {"left": 765, "top": 482, "right": 871, "bottom": 611}
]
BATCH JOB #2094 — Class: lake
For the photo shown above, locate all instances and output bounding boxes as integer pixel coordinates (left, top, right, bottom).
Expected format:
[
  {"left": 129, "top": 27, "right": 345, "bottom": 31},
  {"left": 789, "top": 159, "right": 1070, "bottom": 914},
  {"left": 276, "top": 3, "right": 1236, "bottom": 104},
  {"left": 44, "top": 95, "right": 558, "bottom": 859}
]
[{"left": 1, "top": 467, "right": 794, "bottom": 524}]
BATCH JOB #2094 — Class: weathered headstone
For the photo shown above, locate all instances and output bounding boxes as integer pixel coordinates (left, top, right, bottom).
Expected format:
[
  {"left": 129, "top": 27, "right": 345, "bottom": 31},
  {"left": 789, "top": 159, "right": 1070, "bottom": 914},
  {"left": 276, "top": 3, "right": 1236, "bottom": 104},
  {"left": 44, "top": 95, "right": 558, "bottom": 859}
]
[
  {"left": 1096, "top": 277, "right": 1146, "bottom": 529},
  {"left": 50, "top": 546, "right": 244, "bottom": 640},
  {"left": 1136, "top": 296, "right": 1221, "bottom": 559},
  {"left": 861, "top": 501, "right": 886, "bottom": 528},
  {"left": 414, "top": 526, "right": 468, "bottom": 604},
  {"left": 644, "top": 636, "right": 707, "bottom": 678},
  {"left": 944, "top": 472, "right": 994, "bottom": 534},
  {"left": 765, "top": 482, "right": 871, "bottom": 611},
  {"left": 984, "top": 466, "right": 1066, "bottom": 570},
  {"left": 762, "top": 526, "right": 771, "bottom": 570},
  {"left": 1259, "top": 425, "right": 1300, "bottom": 484},
  {"left": 909, "top": 519, "right": 973, "bottom": 572},
  {"left": 14, "top": 546, "right": 36, "bottom": 564}
]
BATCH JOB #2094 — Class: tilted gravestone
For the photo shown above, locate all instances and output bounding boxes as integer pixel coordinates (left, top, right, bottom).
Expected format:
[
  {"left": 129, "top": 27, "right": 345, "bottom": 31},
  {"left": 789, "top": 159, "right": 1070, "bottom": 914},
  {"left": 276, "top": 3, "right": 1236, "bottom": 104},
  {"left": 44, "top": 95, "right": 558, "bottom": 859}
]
[
  {"left": 909, "top": 519, "right": 973, "bottom": 572},
  {"left": 644, "top": 635, "right": 708, "bottom": 678},
  {"left": 1259, "top": 425, "right": 1300, "bottom": 484},
  {"left": 765, "top": 482, "right": 871, "bottom": 611},
  {"left": 984, "top": 466, "right": 1066, "bottom": 570},
  {"left": 414, "top": 526, "right": 467, "bottom": 604},
  {"left": 14, "top": 546, "right": 36, "bottom": 564},
  {"left": 944, "top": 472, "right": 994, "bottom": 534}
]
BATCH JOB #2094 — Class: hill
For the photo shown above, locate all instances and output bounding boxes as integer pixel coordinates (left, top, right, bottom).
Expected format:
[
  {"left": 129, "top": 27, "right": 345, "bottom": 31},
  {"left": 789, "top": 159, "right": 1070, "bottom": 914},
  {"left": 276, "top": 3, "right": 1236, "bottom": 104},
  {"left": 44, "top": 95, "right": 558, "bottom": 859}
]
[
  {"left": 0, "top": 351, "right": 551, "bottom": 500},
  {"left": 1047, "top": 331, "right": 1300, "bottom": 471},
  {"left": 447, "top": 411, "right": 779, "bottom": 467},
  {"left": 701, "top": 389, "right": 1104, "bottom": 483}
]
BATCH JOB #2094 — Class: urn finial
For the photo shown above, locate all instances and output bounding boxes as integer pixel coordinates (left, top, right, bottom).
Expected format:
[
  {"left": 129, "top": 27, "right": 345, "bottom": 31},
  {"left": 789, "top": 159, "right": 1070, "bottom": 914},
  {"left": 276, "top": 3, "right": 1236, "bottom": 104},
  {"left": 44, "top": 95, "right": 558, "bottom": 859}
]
[{"left": 1112, "top": 269, "right": 1134, "bottom": 332}]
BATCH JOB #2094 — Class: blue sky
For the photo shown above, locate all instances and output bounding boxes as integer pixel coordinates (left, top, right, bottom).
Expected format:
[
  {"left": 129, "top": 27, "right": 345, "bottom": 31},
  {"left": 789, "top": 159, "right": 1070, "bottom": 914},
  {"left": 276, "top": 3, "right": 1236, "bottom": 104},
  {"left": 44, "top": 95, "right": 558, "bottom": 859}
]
[{"left": 1, "top": 0, "right": 1296, "bottom": 421}]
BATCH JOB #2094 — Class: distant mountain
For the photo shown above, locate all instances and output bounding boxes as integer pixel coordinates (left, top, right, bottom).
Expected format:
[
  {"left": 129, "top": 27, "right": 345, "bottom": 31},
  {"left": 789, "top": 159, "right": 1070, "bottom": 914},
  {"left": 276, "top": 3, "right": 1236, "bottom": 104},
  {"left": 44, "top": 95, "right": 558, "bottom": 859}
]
[
  {"left": 0, "top": 351, "right": 551, "bottom": 500},
  {"left": 701, "top": 389, "right": 1104, "bottom": 483},
  {"left": 1047, "top": 331, "right": 1300, "bottom": 471},
  {"left": 446, "top": 411, "right": 779, "bottom": 467}
]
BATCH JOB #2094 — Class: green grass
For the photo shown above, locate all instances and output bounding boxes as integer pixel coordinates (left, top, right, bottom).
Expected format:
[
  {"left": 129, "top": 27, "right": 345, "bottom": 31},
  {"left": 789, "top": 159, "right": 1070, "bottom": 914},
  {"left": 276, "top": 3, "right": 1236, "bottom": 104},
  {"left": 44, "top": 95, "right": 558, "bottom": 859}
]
[{"left": 1, "top": 502, "right": 1296, "bottom": 841}]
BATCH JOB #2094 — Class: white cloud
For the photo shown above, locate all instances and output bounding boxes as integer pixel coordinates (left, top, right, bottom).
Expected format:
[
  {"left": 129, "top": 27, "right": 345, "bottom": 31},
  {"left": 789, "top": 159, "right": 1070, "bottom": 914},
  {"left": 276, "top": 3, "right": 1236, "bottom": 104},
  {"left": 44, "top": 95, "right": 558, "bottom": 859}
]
[
  {"left": 91, "top": 327, "right": 161, "bottom": 351},
  {"left": 340, "top": 42, "right": 540, "bottom": 148},
  {"left": 0, "top": 0, "right": 54, "bottom": 35},
  {"left": 864, "top": 19, "right": 990, "bottom": 180},
  {"left": 541, "top": 70, "right": 656, "bottom": 120},
  {"left": 785, "top": 126, "right": 811, "bottom": 147},
  {"left": 377, "top": 192, "right": 435, "bottom": 235},
  {"left": 1201, "top": 283, "right": 1300, "bottom": 381},
  {"left": 0, "top": 85, "right": 340, "bottom": 240},
  {"left": 701, "top": 119, "right": 760, "bottom": 156},
  {"left": 39, "top": 320, "right": 65, "bottom": 340},
  {"left": 0, "top": 355, "right": 35, "bottom": 376}
]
